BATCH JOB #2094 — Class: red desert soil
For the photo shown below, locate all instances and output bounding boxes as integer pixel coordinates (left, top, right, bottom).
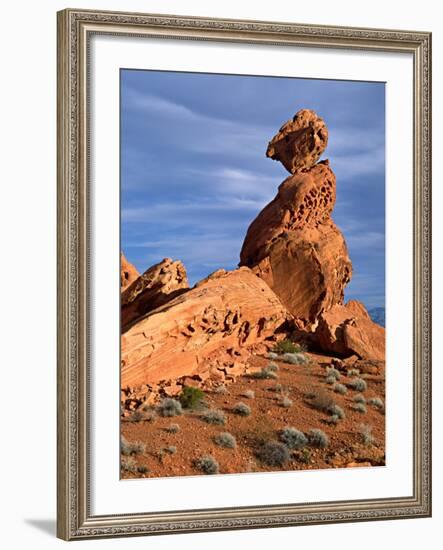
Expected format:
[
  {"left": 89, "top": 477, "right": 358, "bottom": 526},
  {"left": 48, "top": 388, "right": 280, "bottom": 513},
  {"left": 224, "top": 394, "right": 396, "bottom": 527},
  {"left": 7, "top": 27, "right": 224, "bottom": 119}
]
[{"left": 121, "top": 352, "right": 385, "bottom": 479}]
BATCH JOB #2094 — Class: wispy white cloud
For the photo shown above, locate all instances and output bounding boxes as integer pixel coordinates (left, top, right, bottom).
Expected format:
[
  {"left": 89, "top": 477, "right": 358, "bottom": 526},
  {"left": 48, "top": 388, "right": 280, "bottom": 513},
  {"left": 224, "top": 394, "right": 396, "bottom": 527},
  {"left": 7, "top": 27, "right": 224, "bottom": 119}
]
[
  {"left": 124, "top": 87, "right": 273, "bottom": 159},
  {"left": 346, "top": 231, "right": 385, "bottom": 249}
]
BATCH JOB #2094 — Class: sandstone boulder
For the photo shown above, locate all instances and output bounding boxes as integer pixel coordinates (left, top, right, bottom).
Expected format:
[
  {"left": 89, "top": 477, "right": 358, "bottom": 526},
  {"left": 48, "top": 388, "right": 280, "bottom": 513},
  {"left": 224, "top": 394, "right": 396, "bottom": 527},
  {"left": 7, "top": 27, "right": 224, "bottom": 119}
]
[
  {"left": 314, "top": 300, "right": 385, "bottom": 360},
  {"left": 121, "top": 253, "right": 139, "bottom": 291},
  {"left": 121, "top": 258, "right": 189, "bottom": 330},
  {"left": 121, "top": 267, "right": 289, "bottom": 388},
  {"left": 266, "top": 109, "right": 328, "bottom": 174}
]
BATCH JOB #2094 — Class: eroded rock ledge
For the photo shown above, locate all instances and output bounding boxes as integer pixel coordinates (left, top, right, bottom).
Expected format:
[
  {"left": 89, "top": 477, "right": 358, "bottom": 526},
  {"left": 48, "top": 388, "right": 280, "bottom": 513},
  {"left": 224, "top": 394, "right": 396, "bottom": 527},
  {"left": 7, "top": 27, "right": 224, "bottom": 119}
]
[
  {"left": 121, "top": 258, "right": 189, "bottom": 331},
  {"left": 121, "top": 267, "right": 290, "bottom": 389}
]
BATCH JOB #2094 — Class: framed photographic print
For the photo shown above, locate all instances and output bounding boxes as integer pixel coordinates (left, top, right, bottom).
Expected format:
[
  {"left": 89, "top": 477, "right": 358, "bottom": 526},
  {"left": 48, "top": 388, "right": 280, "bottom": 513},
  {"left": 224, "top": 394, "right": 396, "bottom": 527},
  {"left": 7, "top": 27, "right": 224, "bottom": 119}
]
[{"left": 57, "top": 8, "right": 432, "bottom": 540}]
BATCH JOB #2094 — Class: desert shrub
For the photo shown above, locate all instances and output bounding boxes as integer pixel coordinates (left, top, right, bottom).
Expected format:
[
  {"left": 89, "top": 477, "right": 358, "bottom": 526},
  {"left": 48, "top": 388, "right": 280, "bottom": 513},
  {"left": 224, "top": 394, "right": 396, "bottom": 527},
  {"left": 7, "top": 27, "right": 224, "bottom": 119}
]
[
  {"left": 233, "top": 402, "right": 251, "bottom": 416},
  {"left": 324, "top": 414, "right": 340, "bottom": 425},
  {"left": 267, "top": 352, "right": 279, "bottom": 360},
  {"left": 242, "top": 389, "right": 255, "bottom": 399},
  {"left": 214, "top": 384, "right": 228, "bottom": 395},
  {"left": 256, "top": 440, "right": 290, "bottom": 467},
  {"left": 121, "top": 436, "right": 131, "bottom": 456},
  {"left": 121, "top": 436, "right": 145, "bottom": 456},
  {"left": 142, "top": 409, "right": 158, "bottom": 422},
  {"left": 347, "top": 377, "right": 368, "bottom": 392},
  {"left": 280, "top": 395, "right": 293, "bottom": 408},
  {"left": 329, "top": 404, "right": 345, "bottom": 420},
  {"left": 179, "top": 386, "right": 205, "bottom": 409},
  {"left": 129, "top": 410, "right": 144, "bottom": 422},
  {"left": 300, "top": 448, "right": 312, "bottom": 463},
  {"left": 325, "top": 375, "right": 336, "bottom": 385},
  {"left": 267, "top": 362, "right": 279, "bottom": 372},
  {"left": 353, "top": 402, "right": 367, "bottom": 414},
  {"left": 214, "top": 432, "right": 237, "bottom": 449},
  {"left": 279, "top": 427, "right": 307, "bottom": 449},
  {"left": 164, "top": 423, "right": 180, "bottom": 433},
  {"left": 202, "top": 409, "right": 226, "bottom": 425},
  {"left": 334, "top": 383, "right": 347, "bottom": 395},
  {"left": 157, "top": 398, "right": 183, "bottom": 417},
  {"left": 348, "top": 368, "right": 360, "bottom": 376},
  {"left": 271, "top": 383, "right": 283, "bottom": 393},
  {"left": 272, "top": 339, "right": 303, "bottom": 354},
  {"left": 165, "top": 445, "right": 177, "bottom": 454},
  {"left": 353, "top": 394, "right": 366, "bottom": 404},
  {"left": 310, "top": 390, "right": 335, "bottom": 413},
  {"left": 121, "top": 456, "right": 137, "bottom": 473},
  {"left": 308, "top": 428, "right": 329, "bottom": 448},
  {"left": 195, "top": 455, "right": 220, "bottom": 475},
  {"left": 359, "top": 423, "right": 375, "bottom": 445},
  {"left": 326, "top": 366, "right": 341, "bottom": 380},
  {"left": 250, "top": 367, "right": 278, "bottom": 380},
  {"left": 282, "top": 352, "right": 309, "bottom": 365},
  {"left": 368, "top": 397, "right": 384, "bottom": 410},
  {"left": 137, "top": 465, "right": 149, "bottom": 474}
]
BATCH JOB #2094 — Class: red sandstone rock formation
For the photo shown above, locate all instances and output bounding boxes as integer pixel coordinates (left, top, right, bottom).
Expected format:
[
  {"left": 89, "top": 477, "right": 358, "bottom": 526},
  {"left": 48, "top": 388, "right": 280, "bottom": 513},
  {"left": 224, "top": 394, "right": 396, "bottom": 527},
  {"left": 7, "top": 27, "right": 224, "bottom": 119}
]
[
  {"left": 121, "top": 253, "right": 139, "bottom": 291},
  {"left": 121, "top": 258, "right": 189, "bottom": 330},
  {"left": 240, "top": 112, "right": 352, "bottom": 326},
  {"left": 121, "top": 267, "right": 289, "bottom": 389},
  {"left": 314, "top": 300, "right": 385, "bottom": 360},
  {"left": 266, "top": 109, "right": 328, "bottom": 173},
  {"left": 240, "top": 109, "right": 384, "bottom": 360}
]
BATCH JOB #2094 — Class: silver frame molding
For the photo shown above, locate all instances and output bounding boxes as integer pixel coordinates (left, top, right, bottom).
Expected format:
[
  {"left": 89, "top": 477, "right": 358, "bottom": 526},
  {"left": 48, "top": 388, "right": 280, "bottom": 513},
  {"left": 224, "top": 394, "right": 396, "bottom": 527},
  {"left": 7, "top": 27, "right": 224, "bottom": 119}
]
[{"left": 57, "top": 8, "right": 432, "bottom": 541}]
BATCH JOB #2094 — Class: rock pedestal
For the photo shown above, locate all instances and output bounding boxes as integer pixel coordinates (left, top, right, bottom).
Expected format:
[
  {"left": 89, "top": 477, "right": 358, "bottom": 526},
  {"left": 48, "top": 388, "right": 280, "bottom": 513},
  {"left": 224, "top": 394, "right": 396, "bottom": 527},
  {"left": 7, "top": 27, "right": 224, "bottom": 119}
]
[{"left": 240, "top": 110, "right": 352, "bottom": 327}]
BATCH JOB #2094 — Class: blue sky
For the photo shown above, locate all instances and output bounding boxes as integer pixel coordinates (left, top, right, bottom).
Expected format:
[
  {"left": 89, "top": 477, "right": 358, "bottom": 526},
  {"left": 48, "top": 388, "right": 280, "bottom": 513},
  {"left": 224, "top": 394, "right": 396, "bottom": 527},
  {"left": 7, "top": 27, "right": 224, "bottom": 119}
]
[{"left": 121, "top": 69, "right": 385, "bottom": 309}]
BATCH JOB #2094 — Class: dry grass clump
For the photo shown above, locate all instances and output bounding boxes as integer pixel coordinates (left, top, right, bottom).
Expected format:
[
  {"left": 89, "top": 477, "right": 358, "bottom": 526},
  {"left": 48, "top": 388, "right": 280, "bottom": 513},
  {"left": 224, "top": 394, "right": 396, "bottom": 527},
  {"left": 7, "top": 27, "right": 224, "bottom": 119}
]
[
  {"left": 202, "top": 409, "right": 226, "bottom": 425},
  {"left": 282, "top": 352, "right": 310, "bottom": 365},
  {"left": 121, "top": 436, "right": 145, "bottom": 456},
  {"left": 195, "top": 455, "right": 220, "bottom": 475},
  {"left": 250, "top": 367, "right": 278, "bottom": 380},
  {"left": 307, "top": 428, "right": 329, "bottom": 448},
  {"left": 157, "top": 398, "right": 183, "bottom": 417},
  {"left": 233, "top": 402, "right": 251, "bottom": 416},
  {"left": 242, "top": 389, "right": 255, "bottom": 399},
  {"left": 256, "top": 440, "right": 290, "bottom": 467},
  {"left": 353, "top": 394, "right": 366, "bottom": 404},
  {"left": 347, "top": 378, "right": 368, "bottom": 392},
  {"left": 279, "top": 427, "right": 307, "bottom": 449},
  {"left": 214, "top": 384, "right": 228, "bottom": 395},
  {"left": 121, "top": 456, "right": 137, "bottom": 473},
  {"left": 310, "top": 390, "right": 335, "bottom": 413},
  {"left": 334, "top": 383, "right": 347, "bottom": 395},
  {"left": 280, "top": 395, "right": 293, "bottom": 408},
  {"left": 352, "top": 402, "right": 367, "bottom": 414},
  {"left": 359, "top": 423, "right": 375, "bottom": 445},
  {"left": 214, "top": 432, "right": 237, "bottom": 449},
  {"left": 368, "top": 397, "right": 384, "bottom": 411},
  {"left": 325, "top": 366, "right": 341, "bottom": 380},
  {"left": 164, "top": 423, "right": 180, "bottom": 433}
]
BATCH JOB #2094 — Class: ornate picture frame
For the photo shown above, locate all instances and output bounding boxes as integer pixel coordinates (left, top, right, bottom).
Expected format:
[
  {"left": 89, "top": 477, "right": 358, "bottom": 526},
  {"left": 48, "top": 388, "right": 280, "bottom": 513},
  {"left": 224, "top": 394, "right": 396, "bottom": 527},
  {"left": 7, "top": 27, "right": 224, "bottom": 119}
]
[{"left": 57, "top": 8, "right": 431, "bottom": 540}]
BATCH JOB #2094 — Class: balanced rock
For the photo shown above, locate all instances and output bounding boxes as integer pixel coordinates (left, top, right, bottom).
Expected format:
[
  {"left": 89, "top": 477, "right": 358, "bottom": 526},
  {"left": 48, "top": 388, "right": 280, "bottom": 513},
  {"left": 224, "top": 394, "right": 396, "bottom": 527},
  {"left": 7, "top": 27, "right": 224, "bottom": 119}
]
[
  {"left": 121, "top": 253, "right": 139, "bottom": 291},
  {"left": 121, "top": 258, "right": 189, "bottom": 330},
  {"left": 121, "top": 267, "right": 289, "bottom": 388},
  {"left": 314, "top": 300, "right": 385, "bottom": 360},
  {"left": 240, "top": 158, "right": 351, "bottom": 326},
  {"left": 266, "top": 109, "right": 328, "bottom": 174}
]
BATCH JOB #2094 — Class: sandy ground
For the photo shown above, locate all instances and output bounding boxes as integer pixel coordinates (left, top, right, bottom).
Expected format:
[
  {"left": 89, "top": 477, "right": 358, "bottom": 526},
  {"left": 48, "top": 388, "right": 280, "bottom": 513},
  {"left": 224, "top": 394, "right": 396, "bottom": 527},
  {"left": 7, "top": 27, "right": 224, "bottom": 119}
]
[{"left": 121, "top": 352, "right": 385, "bottom": 479}]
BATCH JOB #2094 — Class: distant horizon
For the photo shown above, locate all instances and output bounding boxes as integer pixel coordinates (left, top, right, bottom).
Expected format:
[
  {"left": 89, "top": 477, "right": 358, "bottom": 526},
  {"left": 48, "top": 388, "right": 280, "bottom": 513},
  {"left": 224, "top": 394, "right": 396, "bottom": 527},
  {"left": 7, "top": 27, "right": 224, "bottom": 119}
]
[{"left": 121, "top": 70, "right": 385, "bottom": 309}]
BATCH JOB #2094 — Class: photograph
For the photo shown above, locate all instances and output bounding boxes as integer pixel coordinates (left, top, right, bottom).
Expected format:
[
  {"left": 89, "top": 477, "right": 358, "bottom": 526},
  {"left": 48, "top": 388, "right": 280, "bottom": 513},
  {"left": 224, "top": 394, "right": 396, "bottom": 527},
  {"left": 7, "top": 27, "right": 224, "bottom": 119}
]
[{"left": 119, "top": 69, "right": 386, "bottom": 479}]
